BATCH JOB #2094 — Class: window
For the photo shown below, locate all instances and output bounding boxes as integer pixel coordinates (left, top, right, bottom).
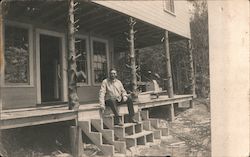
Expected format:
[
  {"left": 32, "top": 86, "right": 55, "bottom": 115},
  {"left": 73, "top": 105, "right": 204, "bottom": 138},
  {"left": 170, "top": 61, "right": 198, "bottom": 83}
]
[
  {"left": 164, "top": 0, "right": 175, "bottom": 14},
  {"left": 4, "top": 23, "right": 33, "bottom": 86},
  {"left": 75, "top": 37, "right": 89, "bottom": 85},
  {"left": 92, "top": 39, "right": 108, "bottom": 85}
]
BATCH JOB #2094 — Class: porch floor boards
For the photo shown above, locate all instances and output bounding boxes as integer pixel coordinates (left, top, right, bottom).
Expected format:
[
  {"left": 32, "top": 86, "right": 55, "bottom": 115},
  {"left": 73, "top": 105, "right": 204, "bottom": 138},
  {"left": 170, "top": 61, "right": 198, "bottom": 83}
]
[{"left": 0, "top": 95, "right": 192, "bottom": 129}]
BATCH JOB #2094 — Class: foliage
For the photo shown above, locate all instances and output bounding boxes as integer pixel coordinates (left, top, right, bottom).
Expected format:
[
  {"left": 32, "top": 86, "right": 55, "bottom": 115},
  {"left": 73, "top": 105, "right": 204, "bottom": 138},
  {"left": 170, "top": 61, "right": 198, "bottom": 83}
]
[
  {"left": 190, "top": 0, "right": 210, "bottom": 98},
  {"left": 115, "top": 41, "right": 192, "bottom": 95}
]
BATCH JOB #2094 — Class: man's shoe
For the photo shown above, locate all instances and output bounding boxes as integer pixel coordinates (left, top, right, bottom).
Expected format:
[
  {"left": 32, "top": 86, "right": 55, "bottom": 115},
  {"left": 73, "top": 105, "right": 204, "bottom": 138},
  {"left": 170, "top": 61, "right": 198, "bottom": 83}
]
[{"left": 116, "top": 117, "right": 124, "bottom": 126}]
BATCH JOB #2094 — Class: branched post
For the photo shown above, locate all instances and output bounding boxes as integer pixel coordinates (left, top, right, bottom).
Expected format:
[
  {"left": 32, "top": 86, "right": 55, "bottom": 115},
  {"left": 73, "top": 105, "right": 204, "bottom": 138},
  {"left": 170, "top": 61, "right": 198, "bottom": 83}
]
[
  {"left": 127, "top": 17, "right": 138, "bottom": 98},
  {"left": 68, "top": 0, "right": 79, "bottom": 110}
]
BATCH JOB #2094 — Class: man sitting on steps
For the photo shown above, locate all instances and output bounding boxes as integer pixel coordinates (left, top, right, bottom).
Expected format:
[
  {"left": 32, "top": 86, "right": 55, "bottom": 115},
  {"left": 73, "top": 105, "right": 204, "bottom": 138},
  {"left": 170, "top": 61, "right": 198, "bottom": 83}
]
[{"left": 99, "top": 68, "right": 138, "bottom": 126}]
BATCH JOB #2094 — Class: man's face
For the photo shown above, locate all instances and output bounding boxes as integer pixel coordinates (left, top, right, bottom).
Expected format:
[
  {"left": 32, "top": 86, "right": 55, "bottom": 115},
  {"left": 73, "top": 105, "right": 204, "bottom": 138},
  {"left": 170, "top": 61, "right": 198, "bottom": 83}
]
[{"left": 110, "top": 70, "right": 117, "bottom": 80}]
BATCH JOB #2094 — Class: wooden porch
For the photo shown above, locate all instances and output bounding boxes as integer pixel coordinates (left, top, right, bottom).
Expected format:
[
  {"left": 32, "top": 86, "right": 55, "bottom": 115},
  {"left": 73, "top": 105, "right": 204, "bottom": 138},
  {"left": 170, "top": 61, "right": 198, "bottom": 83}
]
[{"left": 0, "top": 95, "right": 193, "bottom": 130}]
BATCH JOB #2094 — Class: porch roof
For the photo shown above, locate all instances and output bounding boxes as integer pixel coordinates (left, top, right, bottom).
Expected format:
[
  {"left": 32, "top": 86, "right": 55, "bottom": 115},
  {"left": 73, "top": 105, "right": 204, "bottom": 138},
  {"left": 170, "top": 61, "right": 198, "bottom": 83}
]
[{"left": 3, "top": 1, "right": 186, "bottom": 51}]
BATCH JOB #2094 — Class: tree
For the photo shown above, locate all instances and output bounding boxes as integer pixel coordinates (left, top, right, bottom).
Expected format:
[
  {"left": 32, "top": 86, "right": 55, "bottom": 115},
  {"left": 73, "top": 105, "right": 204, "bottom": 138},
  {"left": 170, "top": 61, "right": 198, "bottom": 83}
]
[{"left": 190, "top": 0, "right": 209, "bottom": 98}]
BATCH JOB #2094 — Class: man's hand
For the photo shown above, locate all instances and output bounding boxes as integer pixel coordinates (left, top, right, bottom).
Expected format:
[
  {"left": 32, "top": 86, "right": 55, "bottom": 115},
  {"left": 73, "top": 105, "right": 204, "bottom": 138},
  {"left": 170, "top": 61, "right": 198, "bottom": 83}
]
[{"left": 123, "top": 96, "right": 128, "bottom": 102}]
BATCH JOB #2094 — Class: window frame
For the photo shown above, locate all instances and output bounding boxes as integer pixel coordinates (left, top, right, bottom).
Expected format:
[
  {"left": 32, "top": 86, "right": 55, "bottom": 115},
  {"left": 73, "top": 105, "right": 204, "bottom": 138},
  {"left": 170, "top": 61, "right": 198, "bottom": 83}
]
[
  {"left": 2, "top": 21, "right": 34, "bottom": 87},
  {"left": 163, "top": 0, "right": 176, "bottom": 16},
  {"left": 90, "top": 37, "right": 110, "bottom": 86},
  {"left": 75, "top": 34, "right": 91, "bottom": 87}
]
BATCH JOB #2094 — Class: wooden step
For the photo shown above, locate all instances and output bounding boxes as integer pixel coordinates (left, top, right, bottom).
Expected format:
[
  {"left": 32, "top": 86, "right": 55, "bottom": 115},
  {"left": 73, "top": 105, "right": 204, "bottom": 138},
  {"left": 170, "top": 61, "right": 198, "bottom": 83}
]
[
  {"left": 125, "top": 130, "right": 153, "bottom": 139},
  {"left": 78, "top": 121, "right": 115, "bottom": 156},
  {"left": 114, "top": 122, "right": 142, "bottom": 128},
  {"left": 103, "top": 114, "right": 125, "bottom": 129},
  {"left": 148, "top": 118, "right": 169, "bottom": 136},
  {"left": 103, "top": 116, "right": 114, "bottom": 129},
  {"left": 149, "top": 118, "right": 160, "bottom": 129},
  {"left": 142, "top": 120, "right": 151, "bottom": 130},
  {"left": 91, "top": 119, "right": 126, "bottom": 154},
  {"left": 141, "top": 110, "right": 149, "bottom": 120},
  {"left": 125, "top": 131, "right": 154, "bottom": 148},
  {"left": 114, "top": 123, "right": 143, "bottom": 140},
  {"left": 158, "top": 127, "right": 169, "bottom": 136},
  {"left": 152, "top": 129, "right": 162, "bottom": 139}
]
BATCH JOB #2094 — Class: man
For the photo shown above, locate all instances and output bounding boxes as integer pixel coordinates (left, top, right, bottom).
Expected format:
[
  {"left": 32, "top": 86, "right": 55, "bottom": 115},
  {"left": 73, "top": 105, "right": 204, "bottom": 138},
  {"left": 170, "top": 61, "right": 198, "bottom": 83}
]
[{"left": 99, "top": 68, "right": 138, "bottom": 126}]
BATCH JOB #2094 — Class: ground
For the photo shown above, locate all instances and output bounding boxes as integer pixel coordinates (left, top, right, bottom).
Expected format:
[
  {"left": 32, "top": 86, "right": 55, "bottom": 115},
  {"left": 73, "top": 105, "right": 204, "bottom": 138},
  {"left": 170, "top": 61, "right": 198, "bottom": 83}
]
[
  {"left": 1, "top": 99, "right": 210, "bottom": 157},
  {"left": 135, "top": 99, "right": 211, "bottom": 157}
]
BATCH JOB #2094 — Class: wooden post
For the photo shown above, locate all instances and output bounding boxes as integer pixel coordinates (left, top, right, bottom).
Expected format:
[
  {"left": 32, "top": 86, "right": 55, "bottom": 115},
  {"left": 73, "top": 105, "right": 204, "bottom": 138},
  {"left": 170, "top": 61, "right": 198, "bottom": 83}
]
[
  {"left": 69, "top": 126, "right": 84, "bottom": 157},
  {"left": 163, "top": 30, "right": 174, "bottom": 98},
  {"left": 0, "top": 1, "right": 3, "bottom": 148},
  {"left": 170, "top": 104, "right": 175, "bottom": 121},
  {"left": 128, "top": 17, "right": 138, "bottom": 97},
  {"left": 188, "top": 40, "right": 196, "bottom": 97},
  {"left": 188, "top": 40, "right": 195, "bottom": 108},
  {"left": 68, "top": 0, "right": 79, "bottom": 110},
  {"left": 0, "top": 1, "right": 3, "bottom": 110}
]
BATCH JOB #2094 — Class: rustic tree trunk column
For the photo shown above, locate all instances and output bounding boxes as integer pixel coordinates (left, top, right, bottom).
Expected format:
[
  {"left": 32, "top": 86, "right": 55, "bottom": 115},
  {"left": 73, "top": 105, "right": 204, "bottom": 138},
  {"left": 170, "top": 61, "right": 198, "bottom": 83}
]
[
  {"left": 68, "top": 0, "right": 79, "bottom": 110},
  {"left": 0, "top": 3, "right": 3, "bottom": 152},
  {"left": 163, "top": 31, "right": 174, "bottom": 98},
  {"left": 128, "top": 17, "right": 138, "bottom": 97},
  {"left": 188, "top": 39, "right": 195, "bottom": 108},
  {"left": 68, "top": 1, "right": 83, "bottom": 156},
  {"left": 163, "top": 31, "right": 175, "bottom": 121},
  {"left": 0, "top": 2, "right": 3, "bottom": 112}
]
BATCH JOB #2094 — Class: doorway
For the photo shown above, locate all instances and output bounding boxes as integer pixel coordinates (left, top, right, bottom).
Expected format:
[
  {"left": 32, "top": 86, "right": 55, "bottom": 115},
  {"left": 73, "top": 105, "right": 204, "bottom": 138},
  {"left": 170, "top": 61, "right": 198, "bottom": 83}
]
[{"left": 40, "top": 34, "right": 62, "bottom": 103}]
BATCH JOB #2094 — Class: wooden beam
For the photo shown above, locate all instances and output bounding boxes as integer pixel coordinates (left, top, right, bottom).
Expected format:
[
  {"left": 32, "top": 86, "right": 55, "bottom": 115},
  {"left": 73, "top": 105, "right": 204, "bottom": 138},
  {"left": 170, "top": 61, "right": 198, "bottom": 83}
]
[
  {"left": 79, "top": 9, "right": 111, "bottom": 27},
  {"left": 77, "top": 6, "right": 104, "bottom": 19},
  {"left": 137, "top": 95, "right": 193, "bottom": 109},
  {"left": 95, "top": 19, "right": 127, "bottom": 35},
  {"left": 50, "top": 12, "right": 67, "bottom": 25},
  {"left": 29, "top": 1, "right": 52, "bottom": 19},
  {"left": 7, "top": 2, "right": 26, "bottom": 16},
  {"left": 85, "top": 14, "right": 122, "bottom": 31},
  {"left": 163, "top": 31, "right": 174, "bottom": 98},
  {"left": 50, "top": 3, "right": 92, "bottom": 26},
  {"left": 101, "top": 21, "right": 156, "bottom": 37},
  {"left": 40, "top": 2, "right": 67, "bottom": 21},
  {"left": 0, "top": 112, "right": 77, "bottom": 130},
  {"left": 69, "top": 126, "right": 84, "bottom": 157},
  {"left": 170, "top": 103, "right": 175, "bottom": 121},
  {"left": 102, "top": 20, "right": 150, "bottom": 36}
]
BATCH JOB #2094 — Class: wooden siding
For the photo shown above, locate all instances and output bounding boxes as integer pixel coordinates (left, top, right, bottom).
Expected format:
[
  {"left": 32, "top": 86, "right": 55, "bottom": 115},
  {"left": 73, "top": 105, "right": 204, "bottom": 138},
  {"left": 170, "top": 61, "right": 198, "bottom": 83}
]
[
  {"left": 77, "top": 86, "right": 100, "bottom": 102},
  {"left": 93, "top": 0, "right": 191, "bottom": 39},
  {"left": 2, "top": 87, "right": 37, "bottom": 109},
  {"left": 1, "top": 19, "right": 114, "bottom": 109}
]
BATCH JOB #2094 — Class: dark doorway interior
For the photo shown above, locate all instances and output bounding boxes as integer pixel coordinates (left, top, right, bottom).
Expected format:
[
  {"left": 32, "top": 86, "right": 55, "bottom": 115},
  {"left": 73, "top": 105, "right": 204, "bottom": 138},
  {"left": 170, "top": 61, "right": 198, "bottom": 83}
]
[{"left": 40, "top": 34, "right": 61, "bottom": 103}]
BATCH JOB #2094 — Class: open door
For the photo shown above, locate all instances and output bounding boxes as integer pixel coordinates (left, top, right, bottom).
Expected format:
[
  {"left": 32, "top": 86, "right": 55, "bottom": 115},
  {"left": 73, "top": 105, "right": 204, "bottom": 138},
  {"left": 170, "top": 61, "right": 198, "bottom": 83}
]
[{"left": 40, "top": 34, "right": 62, "bottom": 103}]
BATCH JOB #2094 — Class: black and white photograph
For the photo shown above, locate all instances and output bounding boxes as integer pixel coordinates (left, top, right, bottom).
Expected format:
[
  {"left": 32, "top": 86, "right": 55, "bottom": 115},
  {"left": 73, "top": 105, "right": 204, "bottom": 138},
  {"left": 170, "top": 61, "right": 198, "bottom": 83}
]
[{"left": 0, "top": 0, "right": 248, "bottom": 157}]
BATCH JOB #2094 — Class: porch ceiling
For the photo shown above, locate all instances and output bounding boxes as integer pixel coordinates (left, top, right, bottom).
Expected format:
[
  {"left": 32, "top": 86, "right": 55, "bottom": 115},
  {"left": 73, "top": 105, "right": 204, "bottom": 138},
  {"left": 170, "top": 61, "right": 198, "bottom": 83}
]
[{"left": 3, "top": 1, "right": 184, "bottom": 52}]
